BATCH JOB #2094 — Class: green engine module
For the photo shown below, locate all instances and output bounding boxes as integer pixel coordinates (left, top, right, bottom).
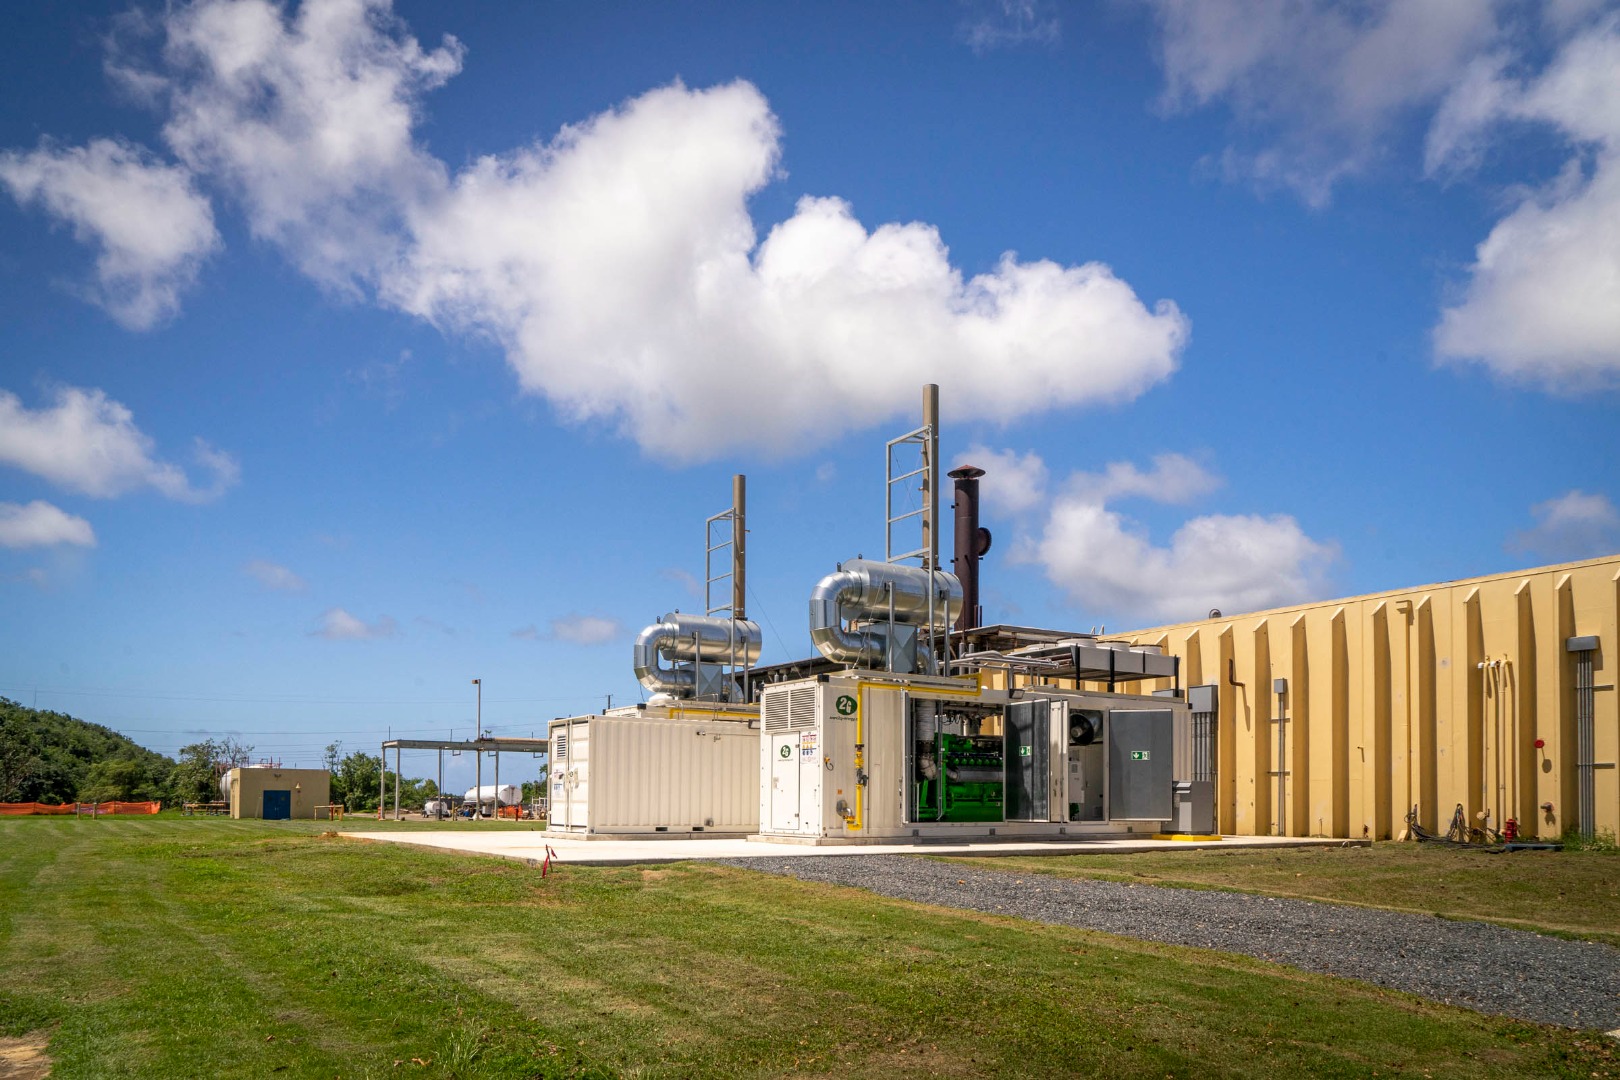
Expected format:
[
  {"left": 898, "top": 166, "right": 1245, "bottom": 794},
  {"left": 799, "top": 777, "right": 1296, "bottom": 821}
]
[{"left": 914, "top": 734, "right": 1004, "bottom": 822}]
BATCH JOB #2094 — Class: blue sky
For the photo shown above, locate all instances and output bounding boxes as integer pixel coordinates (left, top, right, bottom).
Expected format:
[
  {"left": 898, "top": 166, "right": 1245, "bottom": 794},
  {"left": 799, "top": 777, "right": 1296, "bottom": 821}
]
[{"left": 1, "top": 0, "right": 1615, "bottom": 783}]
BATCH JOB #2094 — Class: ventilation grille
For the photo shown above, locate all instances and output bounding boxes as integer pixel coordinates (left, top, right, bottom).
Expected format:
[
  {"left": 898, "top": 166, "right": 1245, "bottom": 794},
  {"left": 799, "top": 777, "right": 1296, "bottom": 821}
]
[
  {"left": 789, "top": 685, "right": 818, "bottom": 729},
  {"left": 764, "top": 692, "right": 790, "bottom": 731},
  {"left": 764, "top": 685, "right": 823, "bottom": 731},
  {"left": 553, "top": 733, "right": 567, "bottom": 759}
]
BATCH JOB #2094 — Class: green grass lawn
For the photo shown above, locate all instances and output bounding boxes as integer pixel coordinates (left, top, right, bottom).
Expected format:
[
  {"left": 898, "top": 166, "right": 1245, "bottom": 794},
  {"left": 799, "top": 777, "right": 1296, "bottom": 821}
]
[
  {"left": 947, "top": 843, "right": 1620, "bottom": 947},
  {"left": 2, "top": 818, "right": 1617, "bottom": 1079}
]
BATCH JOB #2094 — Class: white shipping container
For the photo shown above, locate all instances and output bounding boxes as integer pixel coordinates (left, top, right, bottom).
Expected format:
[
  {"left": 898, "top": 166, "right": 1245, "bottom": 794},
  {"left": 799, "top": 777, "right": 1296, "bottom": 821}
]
[{"left": 547, "top": 713, "right": 759, "bottom": 836}]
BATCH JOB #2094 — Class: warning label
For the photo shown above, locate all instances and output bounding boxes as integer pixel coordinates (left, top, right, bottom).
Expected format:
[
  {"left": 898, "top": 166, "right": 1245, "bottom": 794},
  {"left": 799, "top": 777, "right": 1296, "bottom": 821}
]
[{"left": 801, "top": 732, "right": 818, "bottom": 758}]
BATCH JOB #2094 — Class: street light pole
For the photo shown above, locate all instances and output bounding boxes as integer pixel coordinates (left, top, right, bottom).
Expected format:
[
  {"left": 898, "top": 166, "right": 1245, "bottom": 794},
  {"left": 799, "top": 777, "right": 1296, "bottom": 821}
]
[{"left": 472, "top": 678, "right": 482, "bottom": 820}]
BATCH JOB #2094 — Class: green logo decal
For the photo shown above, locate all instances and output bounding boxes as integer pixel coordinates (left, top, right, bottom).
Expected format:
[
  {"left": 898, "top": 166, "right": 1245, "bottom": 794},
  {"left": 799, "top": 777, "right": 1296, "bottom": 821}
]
[
  {"left": 834, "top": 694, "right": 858, "bottom": 716},
  {"left": 1131, "top": 750, "right": 1150, "bottom": 761},
  {"left": 779, "top": 744, "right": 792, "bottom": 759}
]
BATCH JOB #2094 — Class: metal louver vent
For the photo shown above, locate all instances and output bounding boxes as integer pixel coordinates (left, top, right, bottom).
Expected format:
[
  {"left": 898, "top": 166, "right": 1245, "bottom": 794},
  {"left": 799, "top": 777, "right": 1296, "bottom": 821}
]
[
  {"left": 764, "top": 691, "right": 790, "bottom": 731},
  {"left": 789, "top": 685, "right": 817, "bottom": 729},
  {"left": 554, "top": 734, "right": 567, "bottom": 759}
]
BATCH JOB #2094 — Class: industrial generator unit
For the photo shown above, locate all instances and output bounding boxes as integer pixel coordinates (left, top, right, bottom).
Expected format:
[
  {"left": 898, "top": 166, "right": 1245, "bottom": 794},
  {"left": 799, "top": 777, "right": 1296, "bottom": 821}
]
[
  {"left": 754, "top": 386, "right": 1210, "bottom": 843},
  {"left": 553, "top": 388, "right": 1217, "bottom": 845},
  {"left": 755, "top": 655, "right": 1205, "bottom": 844},
  {"left": 546, "top": 476, "right": 764, "bottom": 838}
]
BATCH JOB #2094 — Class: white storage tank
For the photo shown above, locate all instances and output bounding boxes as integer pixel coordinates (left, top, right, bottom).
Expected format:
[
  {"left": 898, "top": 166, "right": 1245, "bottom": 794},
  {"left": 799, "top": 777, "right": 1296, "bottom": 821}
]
[
  {"left": 546, "top": 712, "right": 759, "bottom": 837},
  {"left": 463, "top": 784, "right": 520, "bottom": 807}
]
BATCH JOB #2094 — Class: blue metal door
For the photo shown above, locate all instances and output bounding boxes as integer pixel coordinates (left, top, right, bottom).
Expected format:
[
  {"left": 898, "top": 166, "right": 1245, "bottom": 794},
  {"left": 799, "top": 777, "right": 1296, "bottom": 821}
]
[{"left": 262, "top": 789, "right": 291, "bottom": 820}]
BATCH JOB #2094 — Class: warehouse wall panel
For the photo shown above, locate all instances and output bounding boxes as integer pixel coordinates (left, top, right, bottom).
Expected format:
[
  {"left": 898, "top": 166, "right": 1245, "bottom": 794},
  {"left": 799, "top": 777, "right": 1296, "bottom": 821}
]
[{"left": 1121, "top": 555, "right": 1619, "bottom": 840}]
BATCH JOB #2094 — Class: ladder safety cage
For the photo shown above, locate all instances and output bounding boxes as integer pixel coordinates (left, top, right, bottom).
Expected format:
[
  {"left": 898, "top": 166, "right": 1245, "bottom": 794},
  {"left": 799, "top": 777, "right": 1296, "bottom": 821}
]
[
  {"left": 703, "top": 484, "right": 751, "bottom": 700},
  {"left": 885, "top": 424, "right": 932, "bottom": 566},
  {"left": 884, "top": 393, "right": 945, "bottom": 672},
  {"left": 705, "top": 507, "right": 737, "bottom": 618}
]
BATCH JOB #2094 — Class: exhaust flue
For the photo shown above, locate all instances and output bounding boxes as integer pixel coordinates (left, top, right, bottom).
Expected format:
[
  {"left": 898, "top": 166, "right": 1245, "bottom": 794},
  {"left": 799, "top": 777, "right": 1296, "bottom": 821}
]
[{"left": 949, "top": 465, "right": 992, "bottom": 632}]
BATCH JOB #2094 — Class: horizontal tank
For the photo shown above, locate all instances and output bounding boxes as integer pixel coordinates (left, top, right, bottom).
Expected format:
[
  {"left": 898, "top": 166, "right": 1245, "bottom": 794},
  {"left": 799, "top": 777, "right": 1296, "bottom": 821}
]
[{"left": 463, "top": 784, "right": 520, "bottom": 806}]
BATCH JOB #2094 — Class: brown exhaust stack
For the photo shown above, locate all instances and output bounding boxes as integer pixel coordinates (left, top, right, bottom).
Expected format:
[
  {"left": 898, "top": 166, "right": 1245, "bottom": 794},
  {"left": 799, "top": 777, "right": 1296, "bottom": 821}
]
[{"left": 949, "top": 465, "right": 992, "bottom": 631}]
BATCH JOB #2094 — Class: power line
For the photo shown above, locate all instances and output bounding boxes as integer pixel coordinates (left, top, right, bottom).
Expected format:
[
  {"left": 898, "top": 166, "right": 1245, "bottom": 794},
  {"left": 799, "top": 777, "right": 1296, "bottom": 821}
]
[
  {"left": 748, "top": 582, "right": 795, "bottom": 661},
  {"left": 0, "top": 685, "right": 598, "bottom": 707}
]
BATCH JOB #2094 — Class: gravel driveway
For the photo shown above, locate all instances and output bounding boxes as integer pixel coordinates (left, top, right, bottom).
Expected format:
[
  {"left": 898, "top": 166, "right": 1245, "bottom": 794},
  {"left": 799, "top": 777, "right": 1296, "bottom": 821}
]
[{"left": 724, "top": 853, "right": 1620, "bottom": 1030}]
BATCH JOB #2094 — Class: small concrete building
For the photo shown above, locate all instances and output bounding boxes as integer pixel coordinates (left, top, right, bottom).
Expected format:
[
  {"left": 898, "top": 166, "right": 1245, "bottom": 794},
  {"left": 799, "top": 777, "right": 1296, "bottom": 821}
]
[{"left": 227, "top": 767, "right": 331, "bottom": 820}]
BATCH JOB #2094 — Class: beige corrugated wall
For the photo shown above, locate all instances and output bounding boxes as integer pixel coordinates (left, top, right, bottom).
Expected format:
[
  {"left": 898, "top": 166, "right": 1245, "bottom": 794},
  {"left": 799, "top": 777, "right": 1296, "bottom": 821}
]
[{"left": 1118, "top": 555, "right": 1619, "bottom": 840}]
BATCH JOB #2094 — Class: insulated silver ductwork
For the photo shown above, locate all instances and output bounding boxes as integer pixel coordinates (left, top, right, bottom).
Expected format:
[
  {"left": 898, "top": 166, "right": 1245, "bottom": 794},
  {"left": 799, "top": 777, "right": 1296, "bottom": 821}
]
[
  {"left": 633, "top": 612, "right": 762, "bottom": 699},
  {"left": 809, "top": 558, "right": 962, "bottom": 673}
]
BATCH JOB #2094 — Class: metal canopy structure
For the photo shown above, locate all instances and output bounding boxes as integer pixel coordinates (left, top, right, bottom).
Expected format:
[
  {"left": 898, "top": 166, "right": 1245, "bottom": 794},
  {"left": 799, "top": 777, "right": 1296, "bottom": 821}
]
[
  {"left": 382, "top": 738, "right": 549, "bottom": 753},
  {"left": 378, "top": 736, "right": 549, "bottom": 821}
]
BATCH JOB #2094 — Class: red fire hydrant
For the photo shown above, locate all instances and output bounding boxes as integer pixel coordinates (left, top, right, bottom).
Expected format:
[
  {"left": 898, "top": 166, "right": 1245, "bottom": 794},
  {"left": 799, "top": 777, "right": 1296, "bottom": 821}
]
[{"left": 1502, "top": 818, "right": 1518, "bottom": 842}]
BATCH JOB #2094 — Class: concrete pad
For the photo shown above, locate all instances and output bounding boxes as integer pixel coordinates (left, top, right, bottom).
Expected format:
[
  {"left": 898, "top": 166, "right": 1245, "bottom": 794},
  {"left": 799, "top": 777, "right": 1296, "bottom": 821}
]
[{"left": 343, "top": 830, "right": 1364, "bottom": 867}]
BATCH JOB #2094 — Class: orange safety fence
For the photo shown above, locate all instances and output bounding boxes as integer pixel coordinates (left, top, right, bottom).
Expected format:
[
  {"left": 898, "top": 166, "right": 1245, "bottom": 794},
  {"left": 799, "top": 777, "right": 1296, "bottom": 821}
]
[{"left": 0, "top": 801, "right": 162, "bottom": 816}]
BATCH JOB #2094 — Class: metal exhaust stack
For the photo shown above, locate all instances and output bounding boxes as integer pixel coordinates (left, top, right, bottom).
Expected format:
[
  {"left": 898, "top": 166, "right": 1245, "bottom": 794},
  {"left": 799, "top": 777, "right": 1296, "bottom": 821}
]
[
  {"left": 949, "top": 465, "right": 991, "bottom": 632},
  {"left": 813, "top": 384, "right": 961, "bottom": 674},
  {"left": 632, "top": 475, "right": 760, "bottom": 702},
  {"left": 922, "top": 383, "right": 940, "bottom": 574},
  {"left": 732, "top": 473, "right": 746, "bottom": 619}
]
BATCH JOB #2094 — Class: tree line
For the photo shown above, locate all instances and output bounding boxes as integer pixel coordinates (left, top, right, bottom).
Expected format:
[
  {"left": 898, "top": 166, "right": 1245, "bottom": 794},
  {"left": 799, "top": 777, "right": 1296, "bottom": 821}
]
[{"left": 0, "top": 698, "right": 450, "bottom": 811}]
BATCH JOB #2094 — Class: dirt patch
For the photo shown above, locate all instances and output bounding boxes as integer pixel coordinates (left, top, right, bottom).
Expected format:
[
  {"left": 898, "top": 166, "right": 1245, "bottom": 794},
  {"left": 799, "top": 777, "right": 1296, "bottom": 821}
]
[{"left": 0, "top": 1031, "right": 52, "bottom": 1079}]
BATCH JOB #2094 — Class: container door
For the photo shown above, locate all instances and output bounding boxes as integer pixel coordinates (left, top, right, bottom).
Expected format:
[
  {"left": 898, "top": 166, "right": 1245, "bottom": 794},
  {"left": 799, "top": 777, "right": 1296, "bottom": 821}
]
[
  {"left": 1005, "top": 700, "right": 1049, "bottom": 821},
  {"left": 262, "top": 789, "right": 291, "bottom": 820},
  {"left": 1109, "top": 709, "right": 1173, "bottom": 820},
  {"left": 566, "top": 726, "right": 589, "bottom": 830},
  {"left": 770, "top": 732, "right": 801, "bottom": 831}
]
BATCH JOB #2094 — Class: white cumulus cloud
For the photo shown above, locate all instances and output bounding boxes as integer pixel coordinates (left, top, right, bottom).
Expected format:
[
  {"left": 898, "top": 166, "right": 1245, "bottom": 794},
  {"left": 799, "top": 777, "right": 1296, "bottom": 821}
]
[
  {"left": 0, "top": 137, "right": 219, "bottom": 328},
  {"left": 1150, "top": 0, "right": 1500, "bottom": 205},
  {"left": 957, "top": 444, "right": 1050, "bottom": 516},
  {"left": 548, "top": 614, "right": 623, "bottom": 646},
  {"left": 156, "top": 0, "right": 462, "bottom": 291},
  {"left": 975, "top": 446, "right": 1333, "bottom": 624},
  {"left": 1431, "top": 17, "right": 1620, "bottom": 388},
  {"left": 1063, "top": 452, "right": 1220, "bottom": 506},
  {"left": 0, "top": 385, "right": 239, "bottom": 502},
  {"left": 389, "top": 82, "right": 1189, "bottom": 461},
  {"left": 1508, "top": 490, "right": 1620, "bottom": 561},
  {"left": 312, "top": 607, "right": 397, "bottom": 640},
  {"left": 1147, "top": 2, "right": 1620, "bottom": 386},
  {"left": 99, "top": 0, "right": 1187, "bottom": 461},
  {"left": 244, "top": 559, "right": 306, "bottom": 591},
  {"left": 0, "top": 501, "right": 96, "bottom": 549},
  {"left": 1032, "top": 500, "right": 1336, "bottom": 625}
]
